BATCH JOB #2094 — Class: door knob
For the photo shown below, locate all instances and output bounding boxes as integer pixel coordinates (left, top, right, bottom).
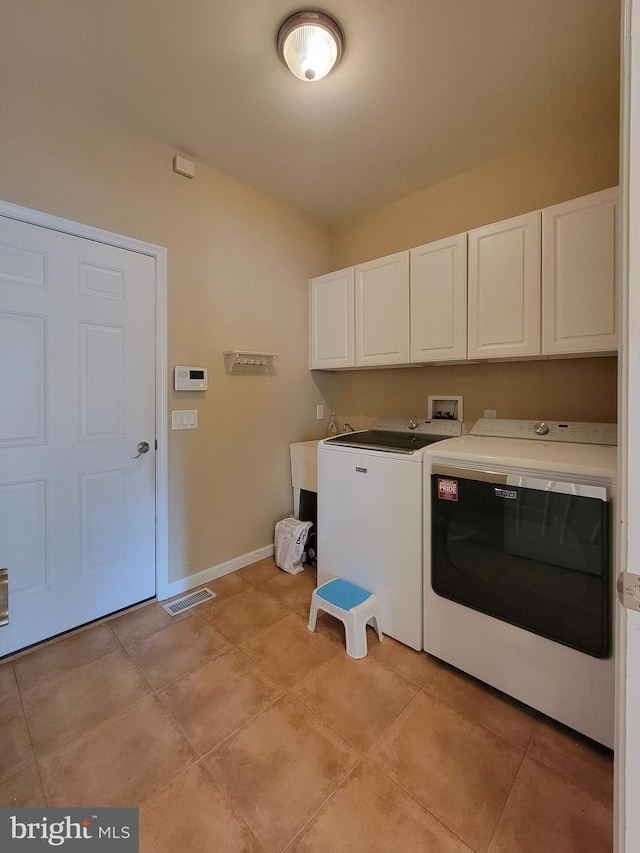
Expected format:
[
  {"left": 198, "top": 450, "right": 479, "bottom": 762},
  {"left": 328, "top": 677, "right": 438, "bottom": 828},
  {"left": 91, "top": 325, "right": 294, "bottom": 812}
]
[{"left": 131, "top": 441, "right": 150, "bottom": 458}]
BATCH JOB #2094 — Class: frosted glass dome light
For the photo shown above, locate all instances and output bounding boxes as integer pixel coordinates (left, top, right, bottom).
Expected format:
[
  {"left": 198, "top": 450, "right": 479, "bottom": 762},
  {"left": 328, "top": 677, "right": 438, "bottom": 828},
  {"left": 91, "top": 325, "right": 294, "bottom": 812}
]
[{"left": 277, "top": 11, "right": 343, "bottom": 82}]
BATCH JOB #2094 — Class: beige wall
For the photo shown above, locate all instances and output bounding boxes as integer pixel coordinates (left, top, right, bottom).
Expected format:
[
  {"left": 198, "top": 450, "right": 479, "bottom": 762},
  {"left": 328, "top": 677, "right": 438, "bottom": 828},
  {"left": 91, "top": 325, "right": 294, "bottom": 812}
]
[
  {"left": 330, "top": 118, "right": 619, "bottom": 267},
  {"left": 328, "top": 358, "right": 617, "bottom": 433},
  {"left": 0, "top": 82, "right": 620, "bottom": 585},
  {"left": 326, "top": 118, "right": 619, "bottom": 428},
  {"left": 0, "top": 83, "right": 332, "bottom": 583}
]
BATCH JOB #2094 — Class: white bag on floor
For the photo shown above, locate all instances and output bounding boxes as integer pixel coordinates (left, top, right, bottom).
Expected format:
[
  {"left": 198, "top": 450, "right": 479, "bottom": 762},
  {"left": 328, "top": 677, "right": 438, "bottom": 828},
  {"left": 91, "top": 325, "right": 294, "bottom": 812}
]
[{"left": 274, "top": 517, "right": 313, "bottom": 574}]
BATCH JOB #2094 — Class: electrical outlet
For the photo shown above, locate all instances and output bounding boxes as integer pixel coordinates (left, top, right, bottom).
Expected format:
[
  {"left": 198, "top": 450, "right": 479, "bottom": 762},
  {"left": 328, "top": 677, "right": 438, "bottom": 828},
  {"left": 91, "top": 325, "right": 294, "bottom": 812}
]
[
  {"left": 316, "top": 404, "right": 324, "bottom": 420},
  {"left": 484, "top": 410, "right": 497, "bottom": 419}
]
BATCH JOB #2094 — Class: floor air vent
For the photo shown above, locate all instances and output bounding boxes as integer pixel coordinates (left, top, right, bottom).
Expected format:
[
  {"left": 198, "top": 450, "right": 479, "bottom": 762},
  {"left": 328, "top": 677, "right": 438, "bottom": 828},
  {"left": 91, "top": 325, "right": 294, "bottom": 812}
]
[{"left": 163, "top": 587, "right": 216, "bottom": 616}]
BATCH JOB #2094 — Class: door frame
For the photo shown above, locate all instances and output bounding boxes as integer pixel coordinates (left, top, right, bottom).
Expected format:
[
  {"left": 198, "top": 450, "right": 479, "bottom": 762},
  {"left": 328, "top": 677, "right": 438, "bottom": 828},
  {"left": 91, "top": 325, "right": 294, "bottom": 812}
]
[
  {"left": 617, "top": 1, "right": 639, "bottom": 849},
  {"left": 0, "top": 199, "right": 169, "bottom": 601}
]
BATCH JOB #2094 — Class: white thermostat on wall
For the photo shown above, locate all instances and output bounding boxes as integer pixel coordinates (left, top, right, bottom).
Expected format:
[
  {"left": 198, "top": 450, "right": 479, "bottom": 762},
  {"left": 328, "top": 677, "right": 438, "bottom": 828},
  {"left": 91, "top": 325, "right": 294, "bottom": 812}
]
[{"left": 174, "top": 366, "right": 208, "bottom": 391}]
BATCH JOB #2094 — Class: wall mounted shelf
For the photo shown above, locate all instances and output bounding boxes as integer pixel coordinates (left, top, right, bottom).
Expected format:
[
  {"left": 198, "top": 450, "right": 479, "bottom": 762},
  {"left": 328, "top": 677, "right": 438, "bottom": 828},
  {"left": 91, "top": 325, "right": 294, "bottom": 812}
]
[{"left": 223, "top": 351, "right": 279, "bottom": 376}]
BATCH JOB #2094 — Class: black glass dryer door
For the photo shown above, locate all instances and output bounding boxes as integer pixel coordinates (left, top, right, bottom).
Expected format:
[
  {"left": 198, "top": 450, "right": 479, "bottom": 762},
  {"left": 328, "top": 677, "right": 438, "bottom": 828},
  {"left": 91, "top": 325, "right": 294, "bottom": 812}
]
[{"left": 431, "top": 469, "right": 611, "bottom": 657}]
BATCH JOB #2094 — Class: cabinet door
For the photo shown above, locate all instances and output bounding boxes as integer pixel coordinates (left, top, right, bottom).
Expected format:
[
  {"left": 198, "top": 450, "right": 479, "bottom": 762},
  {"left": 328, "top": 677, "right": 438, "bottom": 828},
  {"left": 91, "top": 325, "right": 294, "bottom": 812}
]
[
  {"left": 309, "top": 267, "right": 354, "bottom": 369},
  {"left": 542, "top": 187, "right": 618, "bottom": 355},
  {"left": 410, "top": 233, "right": 467, "bottom": 362},
  {"left": 468, "top": 212, "right": 541, "bottom": 359},
  {"left": 355, "top": 251, "right": 410, "bottom": 366}
]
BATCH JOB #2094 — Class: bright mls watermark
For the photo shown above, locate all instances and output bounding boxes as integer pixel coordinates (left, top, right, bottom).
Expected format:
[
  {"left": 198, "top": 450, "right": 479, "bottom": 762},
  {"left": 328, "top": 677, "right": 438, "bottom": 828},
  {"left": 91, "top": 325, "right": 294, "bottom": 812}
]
[{"left": 0, "top": 809, "right": 138, "bottom": 850}]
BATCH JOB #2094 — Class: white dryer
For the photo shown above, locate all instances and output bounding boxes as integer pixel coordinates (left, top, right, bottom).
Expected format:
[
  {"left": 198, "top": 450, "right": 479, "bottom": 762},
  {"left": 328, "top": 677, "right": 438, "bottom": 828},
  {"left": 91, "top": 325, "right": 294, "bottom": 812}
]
[
  {"left": 423, "top": 418, "right": 617, "bottom": 747},
  {"left": 318, "top": 417, "right": 464, "bottom": 650}
]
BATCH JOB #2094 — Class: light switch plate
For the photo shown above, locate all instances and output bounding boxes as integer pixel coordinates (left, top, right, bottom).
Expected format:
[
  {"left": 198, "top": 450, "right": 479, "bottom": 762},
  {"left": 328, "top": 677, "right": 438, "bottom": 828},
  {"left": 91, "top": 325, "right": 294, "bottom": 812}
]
[{"left": 172, "top": 410, "right": 198, "bottom": 430}]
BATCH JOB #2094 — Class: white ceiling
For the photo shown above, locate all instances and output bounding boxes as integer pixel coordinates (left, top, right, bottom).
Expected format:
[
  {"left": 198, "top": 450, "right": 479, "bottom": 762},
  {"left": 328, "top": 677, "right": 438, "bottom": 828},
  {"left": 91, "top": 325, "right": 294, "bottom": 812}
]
[{"left": 1, "top": 0, "right": 620, "bottom": 223}]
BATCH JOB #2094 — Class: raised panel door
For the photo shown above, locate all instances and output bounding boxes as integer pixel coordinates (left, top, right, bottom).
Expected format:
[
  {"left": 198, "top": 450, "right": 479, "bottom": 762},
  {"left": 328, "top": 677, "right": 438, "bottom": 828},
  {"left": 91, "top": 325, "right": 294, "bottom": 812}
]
[
  {"left": 309, "top": 268, "right": 354, "bottom": 369},
  {"left": 542, "top": 187, "right": 618, "bottom": 355},
  {"left": 410, "top": 233, "right": 467, "bottom": 363},
  {"left": 468, "top": 212, "right": 541, "bottom": 359},
  {"left": 0, "top": 216, "right": 156, "bottom": 655},
  {"left": 355, "top": 251, "right": 409, "bottom": 366}
]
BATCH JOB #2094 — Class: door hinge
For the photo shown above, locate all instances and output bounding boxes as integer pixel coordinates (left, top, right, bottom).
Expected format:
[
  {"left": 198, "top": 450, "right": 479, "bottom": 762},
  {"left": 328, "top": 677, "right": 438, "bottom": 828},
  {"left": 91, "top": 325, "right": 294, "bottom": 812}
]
[
  {"left": 617, "top": 571, "right": 640, "bottom": 612},
  {"left": 0, "top": 568, "right": 8, "bottom": 627},
  {"left": 155, "top": 439, "right": 158, "bottom": 450}
]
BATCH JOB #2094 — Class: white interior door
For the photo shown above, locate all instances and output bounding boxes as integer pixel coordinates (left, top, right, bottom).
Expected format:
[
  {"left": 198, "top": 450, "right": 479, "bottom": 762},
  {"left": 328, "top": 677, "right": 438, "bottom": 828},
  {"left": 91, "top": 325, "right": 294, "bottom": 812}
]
[{"left": 0, "top": 215, "right": 156, "bottom": 656}]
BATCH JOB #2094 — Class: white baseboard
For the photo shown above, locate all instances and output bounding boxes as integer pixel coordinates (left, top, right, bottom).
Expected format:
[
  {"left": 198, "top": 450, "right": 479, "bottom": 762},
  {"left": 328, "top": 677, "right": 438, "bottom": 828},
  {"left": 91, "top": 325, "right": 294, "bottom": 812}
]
[{"left": 158, "top": 544, "right": 275, "bottom": 601}]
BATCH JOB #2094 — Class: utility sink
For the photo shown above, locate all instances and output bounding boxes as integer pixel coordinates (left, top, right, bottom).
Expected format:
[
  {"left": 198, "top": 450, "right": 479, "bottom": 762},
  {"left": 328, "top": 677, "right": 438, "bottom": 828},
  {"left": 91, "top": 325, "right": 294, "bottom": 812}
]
[{"left": 289, "top": 440, "right": 319, "bottom": 516}]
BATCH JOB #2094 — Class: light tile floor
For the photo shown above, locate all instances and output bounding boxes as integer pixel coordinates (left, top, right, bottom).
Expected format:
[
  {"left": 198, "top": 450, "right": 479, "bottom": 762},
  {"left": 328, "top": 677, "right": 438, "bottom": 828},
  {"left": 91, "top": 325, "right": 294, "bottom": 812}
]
[{"left": 0, "top": 557, "right": 614, "bottom": 852}]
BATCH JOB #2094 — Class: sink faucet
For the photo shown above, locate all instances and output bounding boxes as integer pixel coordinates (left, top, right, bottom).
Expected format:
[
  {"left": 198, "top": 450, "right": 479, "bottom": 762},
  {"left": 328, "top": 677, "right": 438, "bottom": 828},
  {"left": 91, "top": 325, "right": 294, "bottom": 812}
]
[{"left": 342, "top": 422, "right": 355, "bottom": 432}]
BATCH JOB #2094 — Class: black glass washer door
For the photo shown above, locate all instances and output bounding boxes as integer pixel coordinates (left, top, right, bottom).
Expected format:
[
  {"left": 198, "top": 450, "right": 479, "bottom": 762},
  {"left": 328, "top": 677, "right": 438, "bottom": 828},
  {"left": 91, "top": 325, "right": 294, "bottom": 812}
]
[{"left": 431, "top": 470, "right": 611, "bottom": 657}]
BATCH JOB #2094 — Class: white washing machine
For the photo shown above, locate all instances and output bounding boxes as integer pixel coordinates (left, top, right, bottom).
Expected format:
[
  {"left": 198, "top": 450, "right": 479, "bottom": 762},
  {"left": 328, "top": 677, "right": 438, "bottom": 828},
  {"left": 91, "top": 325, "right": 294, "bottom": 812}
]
[
  {"left": 423, "top": 418, "right": 617, "bottom": 746},
  {"left": 318, "top": 417, "right": 464, "bottom": 650}
]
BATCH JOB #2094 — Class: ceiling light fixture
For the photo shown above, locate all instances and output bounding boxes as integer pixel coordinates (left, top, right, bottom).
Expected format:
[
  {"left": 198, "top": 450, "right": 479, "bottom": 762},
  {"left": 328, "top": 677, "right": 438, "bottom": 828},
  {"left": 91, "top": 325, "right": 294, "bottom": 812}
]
[{"left": 277, "top": 10, "right": 344, "bottom": 82}]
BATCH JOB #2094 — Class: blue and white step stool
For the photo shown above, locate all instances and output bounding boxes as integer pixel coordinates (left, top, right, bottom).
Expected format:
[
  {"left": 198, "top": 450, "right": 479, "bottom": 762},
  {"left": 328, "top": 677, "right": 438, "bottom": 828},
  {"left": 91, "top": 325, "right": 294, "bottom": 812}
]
[{"left": 308, "top": 579, "right": 383, "bottom": 660}]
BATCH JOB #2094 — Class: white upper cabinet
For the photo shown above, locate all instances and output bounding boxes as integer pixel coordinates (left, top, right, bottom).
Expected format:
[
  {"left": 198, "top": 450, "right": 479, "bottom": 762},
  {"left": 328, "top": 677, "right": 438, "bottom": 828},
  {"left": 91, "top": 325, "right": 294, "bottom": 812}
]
[
  {"left": 309, "top": 187, "right": 618, "bottom": 370},
  {"left": 467, "top": 211, "right": 541, "bottom": 359},
  {"left": 542, "top": 187, "right": 618, "bottom": 355},
  {"left": 355, "top": 251, "right": 410, "bottom": 366},
  {"left": 410, "top": 233, "right": 467, "bottom": 363},
  {"left": 309, "top": 267, "right": 355, "bottom": 369}
]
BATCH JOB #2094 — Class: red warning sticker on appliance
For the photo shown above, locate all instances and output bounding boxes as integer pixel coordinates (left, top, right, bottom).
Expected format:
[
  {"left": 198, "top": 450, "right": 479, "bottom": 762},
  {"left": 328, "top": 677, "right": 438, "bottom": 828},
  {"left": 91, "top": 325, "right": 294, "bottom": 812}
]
[{"left": 438, "top": 478, "right": 458, "bottom": 501}]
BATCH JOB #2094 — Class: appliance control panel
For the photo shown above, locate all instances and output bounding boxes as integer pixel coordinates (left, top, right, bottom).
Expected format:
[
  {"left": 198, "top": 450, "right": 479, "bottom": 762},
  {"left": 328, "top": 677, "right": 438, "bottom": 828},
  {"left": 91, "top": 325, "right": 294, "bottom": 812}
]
[
  {"left": 371, "top": 417, "right": 465, "bottom": 437},
  {"left": 470, "top": 419, "right": 617, "bottom": 446}
]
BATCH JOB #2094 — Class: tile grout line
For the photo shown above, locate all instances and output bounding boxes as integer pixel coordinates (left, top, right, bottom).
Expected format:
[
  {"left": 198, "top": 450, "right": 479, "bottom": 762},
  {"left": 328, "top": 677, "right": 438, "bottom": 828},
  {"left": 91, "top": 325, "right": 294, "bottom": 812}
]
[
  {"left": 29, "top": 693, "right": 154, "bottom": 774},
  {"left": 279, "top": 758, "right": 366, "bottom": 853},
  {"left": 236, "top": 616, "right": 343, "bottom": 690},
  {"left": 284, "top": 683, "right": 369, "bottom": 762},
  {"left": 196, "top": 584, "right": 295, "bottom": 643},
  {"left": 135, "top": 752, "right": 203, "bottom": 812},
  {"left": 364, "top": 747, "right": 477, "bottom": 852},
  {"left": 286, "top": 648, "right": 423, "bottom": 753},
  {"left": 109, "top": 606, "right": 201, "bottom": 650},
  {"left": 364, "top": 642, "right": 439, "bottom": 690},
  {"left": 23, "top": 617, "right": 233, "bottom": 779},
  {"left": 136, "top": 758, "right": 202, "bottom": 809},
  {"left": 140, "top": 642, "right": 234, "bottom": 694},
  {"left": 9, "top": 570, "right": 309, "bottom": 793},
  {"left": 196, "top": 682, "right": 367, "bottom": 848},
  {"left": 151, "top": 638, "right": 287, "bottom": 760},
  {"left": 444, "top": 683, "right": 609, "bottom": 808},
  {"left": 196, "top": 690, "right": 362, "bottom": 853},
  {"left": 483, "top": 745, "right": 530, "bottom": 853},
  {"left": 106, "top": 620, "right": 156, "bottom": 692},
  {"left": 113, "top": 606, "right": 246, "bottom": 693},
  {"left": 197, "top": 760, "right": 270, "bottom": 853},
  {"left": 361, "top": 687, "right": 494, "bottom": 850},
  {"left": 419, "top": 679, "right": 539, "bottom": 756},
  {"left": 197, "top": 611, "right": 291, "bottom": 650},
  {"left": 125, "top": 630, "right": 285, "bottom": 814},
  {"left": 4, "top": 662, "right": 50, "bottom": 805},
  {"left": 523, "top": 749, "right": 614, "bottom": 812},
  {"left": 14, "top": 626, "right": 153, "bottom": 803},
  {"left": 14, "top": 634, "right": 125, "bottom": 697},
  {"left": 374, "top": 664, "right": 432, "bottom": 690},
  {"left": 200, "top": 689, "right": 291, "bottom": 761},
  {"left": 522, "top": 719, "right": 614, "bottom": 808}
]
